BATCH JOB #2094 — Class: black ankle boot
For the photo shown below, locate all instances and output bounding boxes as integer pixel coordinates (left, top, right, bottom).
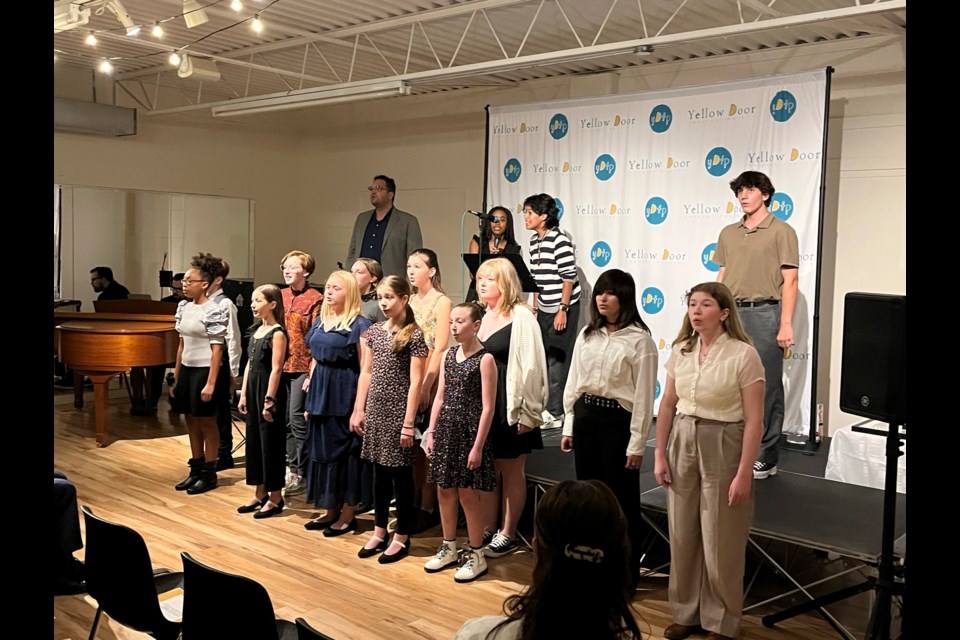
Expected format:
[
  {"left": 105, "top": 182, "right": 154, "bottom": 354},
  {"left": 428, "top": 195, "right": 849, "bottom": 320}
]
[
  {"left": 175, "top": 457, "right": 203, "bottom": 491},
  {"left": 187, "top": 460, "right": 219, "bottom": 495}
]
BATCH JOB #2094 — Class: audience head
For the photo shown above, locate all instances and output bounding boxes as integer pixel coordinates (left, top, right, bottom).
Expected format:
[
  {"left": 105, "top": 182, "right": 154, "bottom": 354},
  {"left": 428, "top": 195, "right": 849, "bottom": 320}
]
[{"left": 497, "top": 480, "right": 643, "bottom": 640}]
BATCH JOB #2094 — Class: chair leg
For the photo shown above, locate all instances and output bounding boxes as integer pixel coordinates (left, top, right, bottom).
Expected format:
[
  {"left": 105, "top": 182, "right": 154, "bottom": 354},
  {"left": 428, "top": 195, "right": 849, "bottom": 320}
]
[{"left": 88, "top": 605, "right": 102, "bottom": 640}]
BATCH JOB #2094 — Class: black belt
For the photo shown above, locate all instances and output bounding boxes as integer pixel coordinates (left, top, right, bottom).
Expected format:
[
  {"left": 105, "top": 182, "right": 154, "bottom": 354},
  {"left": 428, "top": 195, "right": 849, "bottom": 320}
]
[
  {"left": 581, "top": 393, "right": 626, "bottom": 411},
  {"left": 736, "top": 299, "right": 779, "bottom": 307}
]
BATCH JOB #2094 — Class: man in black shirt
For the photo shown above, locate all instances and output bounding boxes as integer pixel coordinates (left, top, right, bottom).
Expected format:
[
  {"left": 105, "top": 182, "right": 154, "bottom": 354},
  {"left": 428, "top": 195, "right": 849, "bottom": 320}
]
[{"left": 90, "top": 266, "right": 130, "bottom": 300}]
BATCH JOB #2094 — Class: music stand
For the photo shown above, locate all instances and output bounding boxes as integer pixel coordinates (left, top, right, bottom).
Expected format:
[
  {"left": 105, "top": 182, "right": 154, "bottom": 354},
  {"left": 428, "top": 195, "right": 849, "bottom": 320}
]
[{"left": 462, "top": 253, "right": 540, "bottom": 294}]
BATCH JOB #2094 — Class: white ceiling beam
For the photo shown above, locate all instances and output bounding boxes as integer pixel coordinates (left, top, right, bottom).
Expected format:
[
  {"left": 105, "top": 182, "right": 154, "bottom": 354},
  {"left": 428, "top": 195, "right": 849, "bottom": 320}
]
[{"left": 144, "top": 0, "right": 905, "bottom": 115}]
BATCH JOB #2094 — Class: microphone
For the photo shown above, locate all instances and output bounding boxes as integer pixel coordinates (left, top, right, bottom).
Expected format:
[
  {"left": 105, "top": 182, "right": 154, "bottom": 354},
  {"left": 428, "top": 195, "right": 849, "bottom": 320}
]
[
  {"left": 493, "top": 235, "right": 502, "bottom": 251},
  {"left": 467, "top": 210, "right": 498, "bottom": 222}
]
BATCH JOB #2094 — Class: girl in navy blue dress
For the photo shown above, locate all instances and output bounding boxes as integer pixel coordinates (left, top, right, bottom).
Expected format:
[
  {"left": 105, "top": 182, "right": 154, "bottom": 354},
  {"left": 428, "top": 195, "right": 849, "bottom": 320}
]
[
  {"left": 301, "top": 272, "right": 373, "bottom": 533},
  {"left": 237, "top": 285, "right": 289, "bottom": 519}
]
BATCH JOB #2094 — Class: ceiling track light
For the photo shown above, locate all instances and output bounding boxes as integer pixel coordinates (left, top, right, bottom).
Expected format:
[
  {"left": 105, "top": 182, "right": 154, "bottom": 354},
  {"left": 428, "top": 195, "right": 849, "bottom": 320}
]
[
  {"left": 635, "top": 45, "right": 654, "bottom": 56},
  {"left": 104, "top": 0, "right": 140, "bottom": 36}
]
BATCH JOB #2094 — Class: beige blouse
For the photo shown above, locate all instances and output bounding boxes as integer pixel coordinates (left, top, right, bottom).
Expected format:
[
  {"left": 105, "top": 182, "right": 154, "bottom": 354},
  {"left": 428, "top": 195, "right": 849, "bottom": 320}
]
[
  {"left": 665, "top": 332, "right": 764, "bottom": 422},
  {"left": 562, "top": 324, "right": 658, "bottom": 456}
]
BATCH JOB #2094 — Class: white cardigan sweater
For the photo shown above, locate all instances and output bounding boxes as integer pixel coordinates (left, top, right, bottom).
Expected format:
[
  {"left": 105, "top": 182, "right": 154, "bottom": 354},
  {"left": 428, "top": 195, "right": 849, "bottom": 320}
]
[{"left": 505, "top": 305, "right": 549, "bottom": 428}]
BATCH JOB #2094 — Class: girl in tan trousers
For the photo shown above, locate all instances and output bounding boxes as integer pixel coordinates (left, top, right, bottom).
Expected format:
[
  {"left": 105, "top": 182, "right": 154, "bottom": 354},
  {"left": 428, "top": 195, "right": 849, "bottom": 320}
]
[{"left": 654, "top": 282, "right": 765, "bottom": 640}]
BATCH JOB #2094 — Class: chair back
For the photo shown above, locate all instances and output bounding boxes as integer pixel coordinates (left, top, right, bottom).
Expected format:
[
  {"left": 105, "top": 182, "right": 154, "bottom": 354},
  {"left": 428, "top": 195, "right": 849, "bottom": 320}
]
[
  {"left": 296, "top": 617, "right": 336, "bottom": 640},
  {"left": 181, "top": 552, "right": 294, "bottom": 640},
  {"left": 81, "top": 505, "right": 183, "bottom": 640}
]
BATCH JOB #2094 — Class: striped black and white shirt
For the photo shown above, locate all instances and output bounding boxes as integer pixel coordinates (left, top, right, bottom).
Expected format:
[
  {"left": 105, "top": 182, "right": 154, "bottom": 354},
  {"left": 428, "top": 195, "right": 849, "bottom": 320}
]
[{"left": 529, "top": 228, "right": 581, "bottom": 312}]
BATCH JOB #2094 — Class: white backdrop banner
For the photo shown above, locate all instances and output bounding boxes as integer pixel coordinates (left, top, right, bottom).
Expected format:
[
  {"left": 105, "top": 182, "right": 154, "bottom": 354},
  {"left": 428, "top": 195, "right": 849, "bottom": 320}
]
[{"left": 487, "top": 70, "right": 827, "bottom": 434}]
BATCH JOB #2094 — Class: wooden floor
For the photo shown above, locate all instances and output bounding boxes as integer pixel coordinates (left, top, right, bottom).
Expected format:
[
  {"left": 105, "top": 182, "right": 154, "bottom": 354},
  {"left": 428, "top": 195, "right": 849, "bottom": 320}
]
[{"left": 54, "top": 385, "right": 864, "bottom": 640}]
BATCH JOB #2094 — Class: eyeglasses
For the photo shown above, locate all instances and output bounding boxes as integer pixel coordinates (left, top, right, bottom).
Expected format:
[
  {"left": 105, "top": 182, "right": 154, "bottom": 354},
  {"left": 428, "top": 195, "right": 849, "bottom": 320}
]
[
  {"left": 368, "top": 185, "right": 388, "bottom": 192},
  {"left": 182, "top": 279, "right": 205, "bottom": 286}
]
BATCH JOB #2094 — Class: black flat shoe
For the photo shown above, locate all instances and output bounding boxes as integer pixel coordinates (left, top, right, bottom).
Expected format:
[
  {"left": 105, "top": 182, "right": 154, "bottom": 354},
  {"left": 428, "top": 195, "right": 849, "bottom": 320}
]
[
  {"left": 237, "top": 495, "right": 269, "bottom": 514},
  {"left": 322, "top": 519, "right": 357, "bottom": 537},
  {"left": 378, "top": 538, "right": 411, "bottom": 564},
  {"left": 253, "top": 499, "right": 284, "bottom": 519},
  {"left": 357, "top": 536, "right": 389, "bottom": 559},
  {"left": 304, "top": 518, "right": 336, "bottom": 531}
]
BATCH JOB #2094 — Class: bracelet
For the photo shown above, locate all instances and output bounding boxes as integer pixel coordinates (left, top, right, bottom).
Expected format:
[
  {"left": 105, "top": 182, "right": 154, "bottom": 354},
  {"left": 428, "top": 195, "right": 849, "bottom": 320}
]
[{"left": 264, "top": 396, "right": 275, "bottom": 402}]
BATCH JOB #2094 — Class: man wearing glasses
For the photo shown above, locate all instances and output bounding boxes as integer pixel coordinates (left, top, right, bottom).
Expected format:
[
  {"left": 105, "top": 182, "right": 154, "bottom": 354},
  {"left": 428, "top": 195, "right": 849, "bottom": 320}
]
[
  {"left": 89, "top": 266, "right": 130, "bottom": 301},
  {"left": 161, "top": 272, "right": 187, "bottom": 303},
  {"left": 346, "top": 175, "right": 422, "bottom": 279}
]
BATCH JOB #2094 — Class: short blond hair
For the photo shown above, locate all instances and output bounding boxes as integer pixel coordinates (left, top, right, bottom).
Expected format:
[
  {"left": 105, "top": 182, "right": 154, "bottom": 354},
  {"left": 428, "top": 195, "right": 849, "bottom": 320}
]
[{"left": 475, "top": 257, "right": 529, "bottom": 316}]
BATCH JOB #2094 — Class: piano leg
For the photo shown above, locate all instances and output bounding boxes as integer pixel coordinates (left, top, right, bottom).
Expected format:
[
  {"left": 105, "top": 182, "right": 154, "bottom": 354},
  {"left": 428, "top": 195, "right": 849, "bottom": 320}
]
[{"left": 85, "top": 373, "right": 118, "bottom": 447}]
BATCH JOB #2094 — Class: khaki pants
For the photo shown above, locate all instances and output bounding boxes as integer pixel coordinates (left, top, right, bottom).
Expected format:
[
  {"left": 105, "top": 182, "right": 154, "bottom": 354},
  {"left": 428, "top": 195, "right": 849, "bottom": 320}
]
[{"left": 667, "top": 414, "right": 754, "bottom": 638}]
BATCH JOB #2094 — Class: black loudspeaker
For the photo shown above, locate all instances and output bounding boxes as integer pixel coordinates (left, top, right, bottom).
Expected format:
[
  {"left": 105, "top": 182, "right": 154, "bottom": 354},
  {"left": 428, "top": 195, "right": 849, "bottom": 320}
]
[
  {"left": 840, "top": 293, "right": 906, "bottom": 424},
  {"left": 219, "top": 278, "right": 255, "bottom": 373}
]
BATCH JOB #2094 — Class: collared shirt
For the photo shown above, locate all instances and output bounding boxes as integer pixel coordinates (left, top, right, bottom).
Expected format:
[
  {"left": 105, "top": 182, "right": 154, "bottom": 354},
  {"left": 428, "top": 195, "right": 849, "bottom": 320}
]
[
  {"left": 665, "top": 332, "right": 765, "bottom": 423},
  {"left": 359, "top": 207, "right": 393, "bottom": 265},
  {"left": 715, "top": 213, "right": 799, "bottom": 302},
  {"left": 281, "top": 286, "right": 324, "bottom": 373},
  {"left": 562, "top": 324, "right": 658, "bottom": 456}
]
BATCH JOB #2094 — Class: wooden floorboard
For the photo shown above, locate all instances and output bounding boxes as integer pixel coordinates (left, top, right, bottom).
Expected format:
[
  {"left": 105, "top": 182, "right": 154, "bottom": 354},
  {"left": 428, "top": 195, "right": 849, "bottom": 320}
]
[{"left": 53, "top": 386, "right": 871, "bottom": 640}]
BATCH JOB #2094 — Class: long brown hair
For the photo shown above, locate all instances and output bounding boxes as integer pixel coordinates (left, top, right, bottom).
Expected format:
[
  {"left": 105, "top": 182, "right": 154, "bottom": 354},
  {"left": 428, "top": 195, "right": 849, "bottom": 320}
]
[
  {"left": 377, "top": 276, "right": 420, "bottom": 353},
  {"left": 493, "top": 480, "right": 643, "bottom": 640},
  {"left": 672, "top": 282, "right": 753, "bottom": 354},
  {"left": 254, "top": 284, "right": 286, "bottom": 331}
]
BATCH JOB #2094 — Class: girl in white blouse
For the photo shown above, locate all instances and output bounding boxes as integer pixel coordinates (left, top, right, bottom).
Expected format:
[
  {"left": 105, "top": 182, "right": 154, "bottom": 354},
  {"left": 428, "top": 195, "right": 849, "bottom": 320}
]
[
  {"left": 560, "top": 269, "right": 657, "bottom": 588},
  {"left": 654, "top": 282, "right": 765, "bottom": 640}
]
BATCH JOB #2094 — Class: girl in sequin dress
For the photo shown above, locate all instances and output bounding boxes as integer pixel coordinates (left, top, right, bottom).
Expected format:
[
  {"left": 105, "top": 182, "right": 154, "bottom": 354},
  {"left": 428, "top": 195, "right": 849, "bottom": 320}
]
[{"left": 423, "top": 302, "right": 497, "bottom": 582}]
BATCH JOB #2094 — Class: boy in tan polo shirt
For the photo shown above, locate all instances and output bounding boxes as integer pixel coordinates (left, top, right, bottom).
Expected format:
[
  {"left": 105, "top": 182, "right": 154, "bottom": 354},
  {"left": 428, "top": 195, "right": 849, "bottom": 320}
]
[{"left": 714, "top": 171, "right": 799, "bottom": 479}]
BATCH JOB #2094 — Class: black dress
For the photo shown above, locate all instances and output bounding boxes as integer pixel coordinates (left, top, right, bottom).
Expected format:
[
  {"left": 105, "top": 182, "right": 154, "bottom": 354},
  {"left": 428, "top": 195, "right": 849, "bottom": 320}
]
[
  {"left": 245, "top": 325, "right": 288, "bottom": 492},
  {"left": 482, "top": 323, "right": 544, "bottom": 459}
]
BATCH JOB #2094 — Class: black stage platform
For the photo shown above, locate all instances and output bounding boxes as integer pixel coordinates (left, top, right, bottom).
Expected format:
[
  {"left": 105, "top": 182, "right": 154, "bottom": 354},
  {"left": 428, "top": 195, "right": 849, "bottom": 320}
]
[{"left": 525, "top": 428, "right": 906, "bottom": 640}]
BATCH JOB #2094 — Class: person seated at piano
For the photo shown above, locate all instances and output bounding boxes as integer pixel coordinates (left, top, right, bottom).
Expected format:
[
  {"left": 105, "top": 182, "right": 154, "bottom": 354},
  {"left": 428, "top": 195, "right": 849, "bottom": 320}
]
[
  {"left": 465, "top": 206, "right": 520, "bottom": 303},
  {"left": 170, "top": 254, "right": 232, "bottom": 495},
  {"left": 160, "top": 273, "right": 186, "bottom": 304},
  {"left": 90, "top": 266, "right": 130, "bottom": 301}
]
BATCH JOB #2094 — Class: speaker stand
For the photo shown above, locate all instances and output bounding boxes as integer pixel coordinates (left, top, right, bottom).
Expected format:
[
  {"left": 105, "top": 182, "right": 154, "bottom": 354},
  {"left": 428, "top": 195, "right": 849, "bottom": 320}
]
[{"left": 762, "top": 421, "right": 905, "bottom": 639}]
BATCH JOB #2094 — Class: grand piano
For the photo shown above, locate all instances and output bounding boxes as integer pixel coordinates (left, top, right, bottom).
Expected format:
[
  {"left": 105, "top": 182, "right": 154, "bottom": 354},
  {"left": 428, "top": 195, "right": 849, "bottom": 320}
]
[{"left": 54, "top": 301, "right": 178, "bottom": 446}]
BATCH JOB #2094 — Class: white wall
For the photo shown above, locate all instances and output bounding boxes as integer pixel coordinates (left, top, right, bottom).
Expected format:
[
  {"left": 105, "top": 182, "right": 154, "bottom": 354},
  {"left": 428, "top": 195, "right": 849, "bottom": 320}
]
[{"left": 53, "top": 33, "right": 906, "bottom": 434}]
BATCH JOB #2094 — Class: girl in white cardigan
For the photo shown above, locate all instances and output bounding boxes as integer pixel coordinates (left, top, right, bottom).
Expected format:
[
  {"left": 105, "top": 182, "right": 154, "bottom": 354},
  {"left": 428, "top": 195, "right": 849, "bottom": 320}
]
[{"left": 474, "top": 258, "right": 549, "bottom": 559}]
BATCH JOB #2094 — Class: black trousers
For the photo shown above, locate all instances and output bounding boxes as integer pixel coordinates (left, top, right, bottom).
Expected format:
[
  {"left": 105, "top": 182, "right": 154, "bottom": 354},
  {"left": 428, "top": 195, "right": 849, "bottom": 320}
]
[
  {"left": 54, "top": 471, "right": 83, "bottom": 560},
  {"left": 373, "top": 463, "right": 415, "bottom": 535},
  {"left": 572, "top": 397, "right": 643, "bottom": 585}
]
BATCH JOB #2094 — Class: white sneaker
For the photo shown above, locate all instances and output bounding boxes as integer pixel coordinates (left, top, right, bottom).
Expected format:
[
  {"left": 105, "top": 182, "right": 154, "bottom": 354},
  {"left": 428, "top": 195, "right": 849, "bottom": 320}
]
[
  {"left": 424, "top": 541, "right": 458, "bottom": 573},
  {"left": 454, "top": 548, "right": 488, "bottom": 583}
]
